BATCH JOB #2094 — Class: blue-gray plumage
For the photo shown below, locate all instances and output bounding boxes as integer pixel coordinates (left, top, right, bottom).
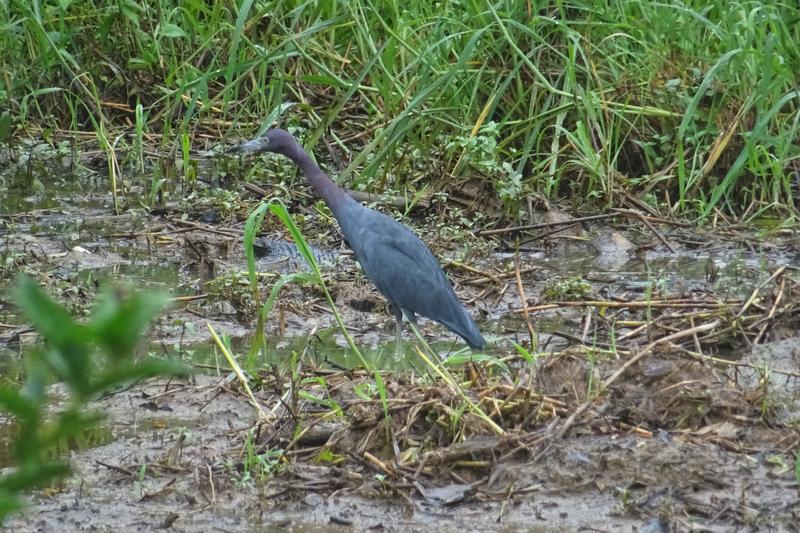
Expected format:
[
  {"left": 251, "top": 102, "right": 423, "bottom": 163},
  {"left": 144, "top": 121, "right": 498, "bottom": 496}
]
[{"left": 229, "top": 128, "right": 485, "bottom": 351}]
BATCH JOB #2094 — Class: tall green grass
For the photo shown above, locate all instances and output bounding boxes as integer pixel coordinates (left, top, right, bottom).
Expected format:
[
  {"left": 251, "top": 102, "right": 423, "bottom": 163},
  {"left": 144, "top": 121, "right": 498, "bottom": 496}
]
[{"left": 1, "top": 0, "right": 798, "bottom": 220}]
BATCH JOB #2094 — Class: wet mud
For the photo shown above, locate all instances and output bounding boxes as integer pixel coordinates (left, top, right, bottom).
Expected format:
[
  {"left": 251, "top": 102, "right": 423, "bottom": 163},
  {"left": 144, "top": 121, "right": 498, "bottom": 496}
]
[
  {"left": 4, "top": 368, "right": 798, "bottom": 531},
  {"left": 2, "top": 147, "right": 800, "bottom": 530}
]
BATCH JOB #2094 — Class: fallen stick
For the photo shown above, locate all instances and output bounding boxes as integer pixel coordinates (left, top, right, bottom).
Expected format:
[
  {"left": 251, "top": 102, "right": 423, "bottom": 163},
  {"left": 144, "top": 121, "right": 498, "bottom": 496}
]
[
  {"left": 614, "top": 208, "right": 675, "bottom": 252},
  {"left": 555, "top": 319, "right": 721, "bottom": 438},
  {"left": 518, "top": 299, "right": 739, "bottom": 313},
  {"left": 477, "top": 213, "right": 618, "bottom": 236},
  {"left": 514, "top": 253, "right": 536, "bottom": 347}
]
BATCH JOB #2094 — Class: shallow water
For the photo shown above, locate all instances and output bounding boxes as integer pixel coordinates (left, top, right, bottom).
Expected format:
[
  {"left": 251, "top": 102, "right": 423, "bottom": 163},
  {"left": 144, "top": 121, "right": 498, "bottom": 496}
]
[
  {"left": 2, "top": 149, "right": 799, "bottom": 531},
  {"left": 3, "top": 157, "right": 798, "bottom": 369}
]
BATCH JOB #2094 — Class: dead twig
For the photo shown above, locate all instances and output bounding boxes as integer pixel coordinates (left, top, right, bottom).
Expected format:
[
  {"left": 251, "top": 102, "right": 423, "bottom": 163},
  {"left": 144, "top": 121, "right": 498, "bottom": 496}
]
[
  {"left": 735, "top": 266, "right": 786, "bottom": 321},
  {"left": 556, "top": 319, "right": 721, "bottom": 438},
  {"left": 168, "top": 218, "right": 240, "bottom": 238},
  {"left": 518, "top": 299, "right": 740, "bottom": 313},
  {"left": 614, "top": 208, "right": 675, "bottom": 252},
  {"left": 514, "top": 253, "right": 536, "bottom": 347},
  {"left": 477, "top": 213, "right": 618, "bottom": 236}
]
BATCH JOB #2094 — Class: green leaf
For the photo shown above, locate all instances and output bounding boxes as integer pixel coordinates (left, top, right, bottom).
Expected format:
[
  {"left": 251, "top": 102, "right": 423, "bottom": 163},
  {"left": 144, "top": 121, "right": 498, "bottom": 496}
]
[
  {"left": 159, "top": 23, "right": 186, "bottom": 38},
  {"left": 314, "top": 448, "right": 345, "bottom": 465},
  {"left": 443, "top": 353, "right": 511, "bottom": 374},
  {"left": 269, "top": 203, "right": 323, "bottom": 279},
  {"left": 88, "top": 289, "right": 167, "bottom": 361},
  {"left": 226, "top": 0, "right": 255, "bottom": 88},
  {"left": 243, "top": 200, "right": 274, "bottom": 363},
  {"left": 353, "top": 382, "right": 375, "bottom": 401},
  {"left": 13, "top": 277, "right": 86, "bottom": 350},
  {"left": 5, "top": 278, "right": 182, "bottom": 519},
  {"left": 0, "top": 462, "right": 70, "bottom": 494},
  {"left": 243, "top": 201, "right": 273, "bottom": 305},
  {"left": 13, "top": 277, "right": 90, "bottom": 389},
  {"left": 39, "top": 411, "right": 102, "bottom": 450},
  {"left": 373, "top": 369, "right": 389, "bottom": 419},
  {"left": 0, "top": 389, "right": 38, "bottom": 420},
  {"left": 511, "top": 341, "right": 534, "bottom": 364},
  {"left": 119, "top": 0, "right": 142, "bottom": 25},
  {"left": 0, "top": 489, "right": 25, "bottom": 522},
  {"left": 261, "top": 272, "right": 315, "bottom": 322},
  {"left": 297, "top": 391, "right": 343, "bottom": 416}
]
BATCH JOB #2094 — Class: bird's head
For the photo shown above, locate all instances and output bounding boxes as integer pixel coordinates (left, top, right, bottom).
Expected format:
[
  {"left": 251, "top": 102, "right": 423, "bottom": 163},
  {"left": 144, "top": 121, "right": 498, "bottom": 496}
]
[{"left": 227, "top": 128, "right": 297, "bottom": 156}]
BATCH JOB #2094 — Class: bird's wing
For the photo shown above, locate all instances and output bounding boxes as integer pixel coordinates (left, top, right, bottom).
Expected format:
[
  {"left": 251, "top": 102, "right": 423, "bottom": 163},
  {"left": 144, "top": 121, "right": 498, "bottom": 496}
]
[
  {"left": 345, "top": 211, "right": 483, "bottom": 347},
  {"left": 358, "top": 227, "right": 460, "bottom": 322}
]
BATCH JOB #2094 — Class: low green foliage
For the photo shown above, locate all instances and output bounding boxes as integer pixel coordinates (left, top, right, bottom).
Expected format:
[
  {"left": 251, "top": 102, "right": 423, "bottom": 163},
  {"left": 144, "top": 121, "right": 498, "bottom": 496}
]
[
  {"left": 442, "top": 351, "right": 511, "bottom": 374},
  {"left": 204, "top": 271, "right": 260, "bottom": 317},
  {"left": 314, "top": 448, "right": 345, "bottom": 466},
  {"left": 542, "top": 276, "right": 592, "bottom": 301},
  {"left": 511, "top": 341, "right": 538, "bottom": 365},
  {"left": 240, "top": 430, "right": 284, "bottom": 484},
  {"left": 0, "top": 277, "right": 184, "bottom": 520}
]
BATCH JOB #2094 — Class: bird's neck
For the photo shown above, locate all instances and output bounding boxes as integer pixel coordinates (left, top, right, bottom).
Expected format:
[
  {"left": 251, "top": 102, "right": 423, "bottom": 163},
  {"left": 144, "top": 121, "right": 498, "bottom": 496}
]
[{"left": 287, "top": 143, "right": 351, "bottom": 210}]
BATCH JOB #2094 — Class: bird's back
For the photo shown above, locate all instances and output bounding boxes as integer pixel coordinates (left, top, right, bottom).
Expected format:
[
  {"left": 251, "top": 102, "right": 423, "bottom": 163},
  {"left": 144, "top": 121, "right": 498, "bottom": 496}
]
[{"left": 334, "top": 200, "right": 485, "bottom": 349}]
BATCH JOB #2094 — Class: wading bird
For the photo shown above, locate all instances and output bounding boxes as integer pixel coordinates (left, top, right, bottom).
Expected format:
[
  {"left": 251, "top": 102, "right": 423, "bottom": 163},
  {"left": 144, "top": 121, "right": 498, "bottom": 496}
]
[{"left": 229, "top": 128, "right": 485, "bottom": 353}]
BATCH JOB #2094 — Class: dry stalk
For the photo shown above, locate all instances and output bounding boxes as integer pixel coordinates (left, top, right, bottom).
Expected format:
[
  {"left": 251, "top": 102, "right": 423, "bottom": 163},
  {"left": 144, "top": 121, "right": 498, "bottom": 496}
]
[{"left": 556, "top": 319, "right": 721, "bottom": 438}]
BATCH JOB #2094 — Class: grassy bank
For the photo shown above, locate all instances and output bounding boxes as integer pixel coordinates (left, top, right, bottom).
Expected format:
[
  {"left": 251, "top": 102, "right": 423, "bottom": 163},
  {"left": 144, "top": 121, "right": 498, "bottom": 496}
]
[{"left": 1, "top": 0, "right": 798, "bottom": 220}]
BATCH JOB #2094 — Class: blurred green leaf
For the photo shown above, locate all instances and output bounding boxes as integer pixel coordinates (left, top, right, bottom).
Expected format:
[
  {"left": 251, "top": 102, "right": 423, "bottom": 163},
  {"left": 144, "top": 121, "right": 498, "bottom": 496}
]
[
  {"left": 159, "top": 23, "right": 186, "bottom": 38},
  {"left": 0, "top": 389, "right": 38, "bottom": 420},
  {"left": 14, "top": 277, "right": 90, "bottom": 390},
  {"left": 89, "top": 289, "right": 167, "bottom": 361},
  {"left": 87, "top": 359, "right": 185, "bottom": 398},
  {"left": 13, "top": 277, "right": 86, "bottom": 351},
  {"left": 0, "top": 490, "right": 24, "bottom": 522},
  {"left": 0, "top": 462, "right": 70, "bottom": 494},
  {"left": 0, "top": 278, "right": 184, "bottom": 520}
]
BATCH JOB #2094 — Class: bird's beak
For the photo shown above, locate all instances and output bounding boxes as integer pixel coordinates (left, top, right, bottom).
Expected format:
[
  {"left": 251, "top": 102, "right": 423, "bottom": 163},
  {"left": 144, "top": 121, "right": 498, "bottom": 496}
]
[{"left": 226, "top": 137, "right": 269, "bottom": 155}]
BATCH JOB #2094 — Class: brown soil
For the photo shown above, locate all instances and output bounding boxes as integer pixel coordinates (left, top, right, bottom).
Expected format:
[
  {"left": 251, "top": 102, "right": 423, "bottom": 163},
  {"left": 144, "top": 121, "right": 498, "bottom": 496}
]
[
  {"left": 3, "top": 157, "right": 800, "bottom": 531},
  {"left": 6, "top": 359, "right": 799, "bottom": 531}
]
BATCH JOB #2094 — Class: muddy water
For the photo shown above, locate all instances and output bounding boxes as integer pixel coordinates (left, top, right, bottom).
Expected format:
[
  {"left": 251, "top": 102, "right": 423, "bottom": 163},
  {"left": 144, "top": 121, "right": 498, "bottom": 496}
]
[
  {"left": 2, "top": 154, "right": 800, "bottom": 530},
  {"left": 3, "top": 157, "right": 795, "bottom": 361}
]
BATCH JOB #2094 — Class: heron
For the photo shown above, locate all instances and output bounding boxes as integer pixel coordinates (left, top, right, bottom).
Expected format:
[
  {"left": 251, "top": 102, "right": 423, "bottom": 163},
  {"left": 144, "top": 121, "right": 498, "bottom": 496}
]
[{"left": 229, "top": 128, "right": 485, "bottom": 353}]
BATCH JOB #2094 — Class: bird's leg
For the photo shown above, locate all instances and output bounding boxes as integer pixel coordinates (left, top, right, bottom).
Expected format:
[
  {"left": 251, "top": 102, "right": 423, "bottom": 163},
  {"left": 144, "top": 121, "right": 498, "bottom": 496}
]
[
  {"left": 392, "top": 305, "right": 404, "bottom": 357},
  {"left": 395, "top": 317, "right": 403, "bottom": 357}
]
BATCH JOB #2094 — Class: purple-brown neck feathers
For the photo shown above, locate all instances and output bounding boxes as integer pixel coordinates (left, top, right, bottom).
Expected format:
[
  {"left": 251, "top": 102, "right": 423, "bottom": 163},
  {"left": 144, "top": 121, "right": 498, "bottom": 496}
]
[{"left": 260, "top": 129, "right": 350, "bottom": 210}]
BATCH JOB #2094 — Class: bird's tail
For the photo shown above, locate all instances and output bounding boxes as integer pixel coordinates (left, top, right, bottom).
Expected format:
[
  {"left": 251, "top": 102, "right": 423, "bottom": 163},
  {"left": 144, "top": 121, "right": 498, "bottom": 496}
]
[{"left": 444, "top": 310, "right": 486, "bottom": 350}]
